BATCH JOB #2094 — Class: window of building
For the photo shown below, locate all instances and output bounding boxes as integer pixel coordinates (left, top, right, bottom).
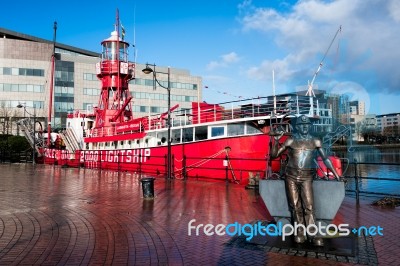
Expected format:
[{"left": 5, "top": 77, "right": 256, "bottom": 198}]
[
  {"left": 2, "top": 68, "right": 11, "bottom": 75},
  {"left": 55, "top": 102, "right": 74, "bottom": 112},
  {"left": 145, "top": 79, "right": 154, "bottom": 87},
  {"left": 1, "top": 67, "right": 43, "bottom": 76},
  {"left": 83, "top": 103, "right": 94, "bottom": 110},
  {"left": 0, "top": 83, "right": 44, "bottom": 93},
  {"left": 133, "top": 77, "right": 198, "bottom": 91},
  {"left": 55, "top": 86, "right": 74, "bottom": 97},
  {"left": 150, "top": 106, "right": 159, "bottom": 113},
  {"left": 19, "top": 84, "right": 27, "bottom": 92},
  {"left": 83, "top": 73, "right": 98, "bottom": 81},
  {"left": 83, "top": 88, "right": 100, "bottom": 96},
  {"left": 1, "top": 100, "right": 43, "bottom": 109}
]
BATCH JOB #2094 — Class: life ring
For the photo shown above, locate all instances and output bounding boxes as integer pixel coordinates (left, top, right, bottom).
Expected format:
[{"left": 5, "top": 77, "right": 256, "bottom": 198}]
[{"left": 316, "top": 156, "right": 342, "bottom": 179}]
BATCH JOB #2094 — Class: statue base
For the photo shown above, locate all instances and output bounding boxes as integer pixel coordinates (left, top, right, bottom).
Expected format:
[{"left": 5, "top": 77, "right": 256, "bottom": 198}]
[{"left": 259, "top": 179, "right": 345, "bottom": 221}]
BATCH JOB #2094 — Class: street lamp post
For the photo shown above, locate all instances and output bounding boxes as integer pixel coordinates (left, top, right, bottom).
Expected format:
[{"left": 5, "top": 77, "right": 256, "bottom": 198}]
[
  {"left": 17, "top": 102, "right": 36, "bottom": 165},
  {"left": 142, "top": 64, "right": 172, "bottom": 179}
]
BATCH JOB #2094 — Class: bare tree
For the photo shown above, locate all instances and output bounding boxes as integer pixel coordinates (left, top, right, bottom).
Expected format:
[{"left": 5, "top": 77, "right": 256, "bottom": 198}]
[
  {"left": 355, "top": 120, "right": 367, "bottom": 142},
  {"left": 0, "top": 102, "right": 18, "bottom": 135}
]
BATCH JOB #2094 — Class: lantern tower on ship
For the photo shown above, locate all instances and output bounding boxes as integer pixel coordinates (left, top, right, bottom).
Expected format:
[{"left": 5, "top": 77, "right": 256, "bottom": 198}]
[{"left": 94, "top": 12, "right": 135, "bottom": 129}]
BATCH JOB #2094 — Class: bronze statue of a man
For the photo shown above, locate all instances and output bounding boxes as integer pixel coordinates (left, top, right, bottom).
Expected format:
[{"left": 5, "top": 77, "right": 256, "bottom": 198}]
[{"left": 271, "top": 115, "right": 342, "bottom": 246}]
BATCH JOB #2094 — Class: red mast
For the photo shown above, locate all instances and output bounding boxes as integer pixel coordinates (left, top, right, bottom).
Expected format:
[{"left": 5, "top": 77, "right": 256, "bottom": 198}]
[
  {"left": 47, "top": 21, "right": 57, "bottom": 147},
  {"left": 94, "top": 10, "right": 135, "bottom": 130}
]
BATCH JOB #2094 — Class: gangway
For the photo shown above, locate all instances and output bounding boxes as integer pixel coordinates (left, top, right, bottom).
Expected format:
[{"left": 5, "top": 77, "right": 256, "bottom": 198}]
[
  {"left": 16, "top": 118, "right": 44, "bottom": 153},
  {"left": 59, "top": 128, "right": 81, "bottom": 152}
]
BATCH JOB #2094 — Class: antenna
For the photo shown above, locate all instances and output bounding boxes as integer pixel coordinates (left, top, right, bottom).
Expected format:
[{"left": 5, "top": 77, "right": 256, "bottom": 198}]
[
  {"left": 272, "top": 70, "right": 276, "bottom": 114},
  {"left": 306, "top": 25, "right": 342, "bottom": 97},
  {"left": 133, "top": 4, "right": 137, "bottom": 63},
  {"left": 272, "top": 70, "right": 276, "bottom": 96}
]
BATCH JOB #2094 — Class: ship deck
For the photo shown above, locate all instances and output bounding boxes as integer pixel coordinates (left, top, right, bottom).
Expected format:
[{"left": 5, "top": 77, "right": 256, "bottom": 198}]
[{"left": 0, "top": 164, "right": 398, "bottom": 265}]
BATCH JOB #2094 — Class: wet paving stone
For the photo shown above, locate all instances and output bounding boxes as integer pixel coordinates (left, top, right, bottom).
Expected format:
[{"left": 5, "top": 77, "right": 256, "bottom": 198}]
[{"left": 0, "top": 164, "right": 399, "bottom": 265}]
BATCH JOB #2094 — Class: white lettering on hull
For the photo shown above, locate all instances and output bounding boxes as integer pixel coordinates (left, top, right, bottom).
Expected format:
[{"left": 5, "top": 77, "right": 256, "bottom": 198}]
[
  {"left": 79, "top": 149, "right": 151, "bottom": 164},
  {"left": 44, "top": 149, "right": 75, "bottom": 160}
]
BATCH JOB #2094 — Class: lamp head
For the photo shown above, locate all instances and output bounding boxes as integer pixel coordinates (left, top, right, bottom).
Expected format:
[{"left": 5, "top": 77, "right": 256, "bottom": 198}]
[
  {"left": 17, "top": 104, "right": 23, "bottom": 108},
  {"left": 142, "top": 64, "right": 154, "bottom": 75}
]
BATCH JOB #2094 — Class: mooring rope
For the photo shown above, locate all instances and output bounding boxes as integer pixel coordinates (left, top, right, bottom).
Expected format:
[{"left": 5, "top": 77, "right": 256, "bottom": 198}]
[
  {"left": 173, "top": 148, "right": 228, "bottom": 178},
  {"left": 224, "top": 148, "right": 239, "bottom": 184}
]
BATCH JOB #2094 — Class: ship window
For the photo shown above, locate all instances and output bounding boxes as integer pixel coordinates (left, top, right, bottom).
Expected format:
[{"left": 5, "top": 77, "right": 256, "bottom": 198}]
[
  {"left": 246, "top": 122, "right": 261, "bottom": 135},
  {"left": 157, "top": 131, "right": 168, "bottom": 144},
  {"left": 172, "top": 129, "right": 181, "bottom": 143},
  {"left": 195, "top": 126, "right": 207, "bottom": 140},
  {"left": 210, "top": 126, "right": 225, "bottom": 138},
  {"left": 182, "top": 127, "right": 193, "bottom": 142},
  {"left": 228, "top": 123, "right": 245, "bottom": 136}
]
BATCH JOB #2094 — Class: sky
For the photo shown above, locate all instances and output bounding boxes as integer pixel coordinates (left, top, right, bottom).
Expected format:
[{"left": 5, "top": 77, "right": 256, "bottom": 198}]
[{"left": 2, "top": 0, "right": 400, "bottom": 115}]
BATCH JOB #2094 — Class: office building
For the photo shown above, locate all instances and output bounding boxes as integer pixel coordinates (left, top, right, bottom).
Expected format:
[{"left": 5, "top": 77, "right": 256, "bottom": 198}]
[{"left": 376, "top": 113, "right": 400, "bottom": 134}]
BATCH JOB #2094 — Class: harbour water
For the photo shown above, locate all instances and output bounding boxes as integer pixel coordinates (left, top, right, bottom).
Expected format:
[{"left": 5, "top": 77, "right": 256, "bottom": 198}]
[{"left": 335, "top": 148, "right": 400, "bottom": 199}]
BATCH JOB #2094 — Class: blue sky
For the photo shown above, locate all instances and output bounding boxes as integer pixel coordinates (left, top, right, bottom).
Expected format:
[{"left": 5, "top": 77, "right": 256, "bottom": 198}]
[{"left": 2, "top": 0, "right": 400, "bottom": 115}]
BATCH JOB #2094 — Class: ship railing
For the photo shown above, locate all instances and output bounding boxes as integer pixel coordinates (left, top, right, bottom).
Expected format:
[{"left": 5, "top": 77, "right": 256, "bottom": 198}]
[
  {"left": 179, "top": 96, "right": 318, "bottom": 124},
  {"left": 86, "top": 96, "right": 319, "bottom": 137}
]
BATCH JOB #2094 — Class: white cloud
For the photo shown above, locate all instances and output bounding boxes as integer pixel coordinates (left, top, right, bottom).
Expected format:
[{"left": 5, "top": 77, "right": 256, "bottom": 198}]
[
  {"left": 206, "top": 52, "right": 240, "bottom": 71},
  {"left": 246, "top": 56, "right": 295, "bottom": 81},
  {"left": 222, "top": 52, "right": 240, "bottom": 63},
  {"left": 238, "top": 0, "right": 400, "bottom": 94}
]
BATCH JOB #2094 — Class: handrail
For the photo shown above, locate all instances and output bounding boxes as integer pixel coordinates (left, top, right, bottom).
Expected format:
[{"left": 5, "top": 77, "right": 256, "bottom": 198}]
[
  {"left": 344, "top": 159, "right": 400, "bottom": 204},
  {"left": 85, "top": 95, "right": 319, "bottom": 138}
]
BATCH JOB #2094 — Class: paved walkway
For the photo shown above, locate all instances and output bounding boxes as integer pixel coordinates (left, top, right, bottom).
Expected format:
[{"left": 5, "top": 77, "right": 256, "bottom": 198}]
[{"left": 0, "top": 164, "right": 399, "bottom": 265}]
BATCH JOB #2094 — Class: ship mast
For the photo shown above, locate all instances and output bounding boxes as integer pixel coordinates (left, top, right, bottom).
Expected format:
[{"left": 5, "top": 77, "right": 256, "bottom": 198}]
[
  {"left": 94, "top": 10, "right": 135, "bottom": 130},
  {"left": 47, "top": 21, "right": 57, "bottom": 147}
]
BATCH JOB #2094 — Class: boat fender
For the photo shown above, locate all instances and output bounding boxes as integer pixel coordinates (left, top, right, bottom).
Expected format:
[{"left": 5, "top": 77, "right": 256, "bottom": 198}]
[{"left": 316, "top": 156, "right": 342, "bottom": 179}]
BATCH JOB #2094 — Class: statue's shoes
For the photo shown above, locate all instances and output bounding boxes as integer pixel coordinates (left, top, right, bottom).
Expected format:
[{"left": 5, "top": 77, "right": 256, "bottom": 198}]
[
  {"left": 294, "top": 235, "right": 306, "bottom": 244},
  {"left": 312, "top": 237, "right": 324, "bottom": 246}
]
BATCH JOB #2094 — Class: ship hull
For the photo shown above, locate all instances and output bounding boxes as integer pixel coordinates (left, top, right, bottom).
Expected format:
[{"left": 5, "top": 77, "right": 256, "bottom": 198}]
[{"left": 42, "top": 133, "right": 281, "bottom": 183}]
